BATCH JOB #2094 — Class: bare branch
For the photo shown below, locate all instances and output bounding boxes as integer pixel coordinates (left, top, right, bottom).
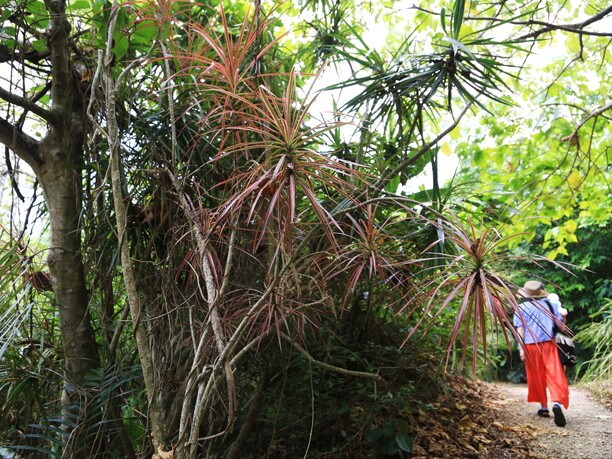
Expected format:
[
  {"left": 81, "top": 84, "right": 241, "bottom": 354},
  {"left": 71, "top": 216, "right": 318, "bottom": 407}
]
[
  {"left": 279, "top": 332, "right": 384, "bottom": 382},
  {"left": 0, "top": 117, "right": 42, "bottom": 167},
  {"left": 565, "top": 101, "right": 612, "bottom": 144},
  {"left": 0, "top": 86, "right": 56, "bottom": 124},
  {"left": 514, "top": 6, "right": 612, "bottom": 41},
  {"left": 0, "top": 47, "right": 51, "bottom": 64}
]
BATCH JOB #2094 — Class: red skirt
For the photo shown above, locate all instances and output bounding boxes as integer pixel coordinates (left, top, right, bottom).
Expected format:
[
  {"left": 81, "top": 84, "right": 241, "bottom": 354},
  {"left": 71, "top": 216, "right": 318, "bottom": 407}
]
[{"left": 523, "top": 339, "right": 569, "bottom": 408}]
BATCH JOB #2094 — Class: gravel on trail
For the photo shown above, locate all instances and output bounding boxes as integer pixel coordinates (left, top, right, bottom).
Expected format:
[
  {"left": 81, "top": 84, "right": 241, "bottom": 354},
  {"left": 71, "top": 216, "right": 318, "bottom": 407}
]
[{"left": 490, "top": 382, "right": 612, "bottom": 459}]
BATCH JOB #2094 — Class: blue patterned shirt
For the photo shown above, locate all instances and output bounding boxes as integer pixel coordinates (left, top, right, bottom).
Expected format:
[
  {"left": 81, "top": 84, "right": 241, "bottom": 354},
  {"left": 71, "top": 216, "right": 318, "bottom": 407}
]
[{"left": 513, "top": 299, "right": 563, "bottom": 344}]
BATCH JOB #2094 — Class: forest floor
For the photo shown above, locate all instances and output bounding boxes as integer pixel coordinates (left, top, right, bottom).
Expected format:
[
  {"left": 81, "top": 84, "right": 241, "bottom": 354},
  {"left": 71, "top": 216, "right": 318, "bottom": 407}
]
[
  {"left": 470, "top": 380, "right": 612, "bottom": 459},
  {"left": 407, "top": 377, "right": 612, "bottom": 459}
]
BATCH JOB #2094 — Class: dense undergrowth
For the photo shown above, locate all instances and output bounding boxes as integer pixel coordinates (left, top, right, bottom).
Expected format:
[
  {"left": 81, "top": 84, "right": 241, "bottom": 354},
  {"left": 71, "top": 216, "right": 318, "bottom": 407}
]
[
  {"left": 4, "top": 301, "right": 610, "bottom": 458},
  {"left": 200, "top": 320, "right": 528, "bottom": 458}
]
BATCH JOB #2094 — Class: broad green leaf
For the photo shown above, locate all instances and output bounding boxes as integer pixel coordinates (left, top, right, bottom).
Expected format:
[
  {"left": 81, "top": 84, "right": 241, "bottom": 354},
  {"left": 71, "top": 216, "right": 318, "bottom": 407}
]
[
  {"left": 543, "top": 198, "right": 559, "bottom": 209},
  {"left": 112, "top": 34, "right": 130, "bottom": 62},
  {"left": 565, "top": 35, "right": 581, "bottom": 54},
  {"left": 395, "top": 431, "right": 413, "bottom": 452},
  {"left": 67, "top": 0, "right": 90, "bottom": 11},
  {"left": 450, "top": 126, "right": 461, "bottom": 140},
  {"left": 415, "top": 11, "right": 432, "bottom": 32},
  {"left": 565, "top": 219, "right": 578, "bottom": 233},
  {"left": 473, "top": 148, "right": 485, "bottom": 167},
  {"left": 459, "top": 23, "right": 476, "bottom": 40},
  {"left": 1, "top": 26, "right": 17, "bottom": 38},
  {"left": 567, "top": 171, "right": 582, "bottom": 189},
  {"left": 31, "top": 38, "right": 47, "bottom": 52},
  {"left": 132, "top": 20, "right": 158, "bottom": 45},
  {"left": 26, "top": 0, "right": 46, "bottom": 17}
]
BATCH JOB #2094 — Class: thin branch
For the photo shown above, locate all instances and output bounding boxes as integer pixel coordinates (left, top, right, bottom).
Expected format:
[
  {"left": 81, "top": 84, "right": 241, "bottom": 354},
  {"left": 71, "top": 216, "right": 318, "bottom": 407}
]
[
  {"left": 374, "top": 101, "right": 473, "bottom": 192},
  {"left": 562, "top": 101, "right": 612, "bottom": 146},
  {"left": 0, "top": 86, "right": 56, "bottom": 124},
  {"left": 167, "top": 169, "right": 237, "bottom": 457},
  {"left": 279, "top": 332, "right": 383, "bottom": 382},
  {"left": 409, "top": 4, "right": 612, "bottom": 39},
  {"left": 572, "top": 101, "right": 612, "bottom": 134},
  {"left": 516, "top": 6, "right": 612, "bottom": 41},
  {"left": 0, "top": 48, "right": 51, "bottom": 64},
  {"left": 0, "top": 117, "right": 42, "bottom": 167}
]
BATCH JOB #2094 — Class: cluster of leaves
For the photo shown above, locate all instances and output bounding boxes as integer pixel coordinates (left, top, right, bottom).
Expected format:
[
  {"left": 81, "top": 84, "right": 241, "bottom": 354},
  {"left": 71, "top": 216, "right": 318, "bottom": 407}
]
[
  {"left": 226, "top": 328, "right": 499, "bottom": 458},
  {"left": 444, "top": 2, "right": 612, "bottom": 369},
  {"left": 450, "top": 1, "right": 611, "bottom": 259}
]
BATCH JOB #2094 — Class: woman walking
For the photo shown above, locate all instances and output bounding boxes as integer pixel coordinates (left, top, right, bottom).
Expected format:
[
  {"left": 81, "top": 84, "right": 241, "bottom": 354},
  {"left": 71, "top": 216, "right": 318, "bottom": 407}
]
[{"left": 513, "top": 280, "right": 569, "bottom": 427}]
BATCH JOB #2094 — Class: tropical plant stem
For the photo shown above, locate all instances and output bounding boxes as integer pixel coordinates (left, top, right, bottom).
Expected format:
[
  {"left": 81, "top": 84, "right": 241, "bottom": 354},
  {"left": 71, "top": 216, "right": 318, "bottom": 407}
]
[{"left": 102, "top": 1, "right": 170, "bottom": 453}]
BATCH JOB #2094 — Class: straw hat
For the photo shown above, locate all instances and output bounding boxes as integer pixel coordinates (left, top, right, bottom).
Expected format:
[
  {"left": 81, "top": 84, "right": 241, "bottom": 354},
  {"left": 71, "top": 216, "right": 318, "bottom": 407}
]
[{"left": 518, "top": 280, "right": 548, "bottom": 298}]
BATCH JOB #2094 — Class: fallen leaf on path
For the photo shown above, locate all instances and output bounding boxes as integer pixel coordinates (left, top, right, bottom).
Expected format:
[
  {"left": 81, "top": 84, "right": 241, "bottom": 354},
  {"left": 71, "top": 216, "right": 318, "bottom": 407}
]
[
  {"left": 459, "top": 415, "right": 476, "bottom": 430},
  {"left": 474, "top": 434, "right": 492, "bottom": 444}
]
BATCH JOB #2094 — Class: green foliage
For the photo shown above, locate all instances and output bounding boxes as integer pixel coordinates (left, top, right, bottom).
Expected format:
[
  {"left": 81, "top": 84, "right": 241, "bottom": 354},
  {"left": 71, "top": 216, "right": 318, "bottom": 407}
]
[
  {"left": 452, "top": 21, "right": 611, "bottom": 259},
  {"left": 0, "top": 231, "right": 62, "bottom": 445},
  {"left": 574, "top": 299, "right": 612, "bottom": 381},
  {"left": 364, "top": 419, "right": 413, "bottom": 457},
  {"left": 10, "top": 364, "right": 143, "bottom": 457},
  {"left": 228, "top": 330, "right": 439, "bottom": 458}
]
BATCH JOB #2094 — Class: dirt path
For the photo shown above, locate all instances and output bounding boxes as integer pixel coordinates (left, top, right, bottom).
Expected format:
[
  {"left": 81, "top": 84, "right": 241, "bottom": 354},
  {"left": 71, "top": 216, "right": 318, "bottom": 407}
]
[{"left": 490, "top": 382, "right": 612, "bottom": 459}]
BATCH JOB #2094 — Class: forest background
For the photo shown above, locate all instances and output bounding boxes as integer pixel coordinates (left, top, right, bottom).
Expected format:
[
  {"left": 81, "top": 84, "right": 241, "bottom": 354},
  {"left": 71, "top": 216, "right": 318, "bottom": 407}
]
[{"left": 0, "top": 0, "right": 610, "bottom": 457}]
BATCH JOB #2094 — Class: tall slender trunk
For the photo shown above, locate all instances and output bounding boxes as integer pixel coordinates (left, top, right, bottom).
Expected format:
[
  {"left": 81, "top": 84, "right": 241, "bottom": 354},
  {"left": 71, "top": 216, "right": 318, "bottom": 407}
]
[
  {"left": 39, "top": 164, "right": 98, "bottom": 383},
  {"left": 19, "top": 2, "right": 101, "bottom": 456},
  {"left": 99, "top": 3, "right": 171, "bottom": 451},
  {"left": 34, "top": 0, "right": 99, "bottom": 390}
]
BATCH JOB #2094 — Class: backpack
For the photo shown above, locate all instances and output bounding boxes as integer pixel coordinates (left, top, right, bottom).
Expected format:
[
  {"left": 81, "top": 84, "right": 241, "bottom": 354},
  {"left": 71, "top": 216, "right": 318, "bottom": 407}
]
[{"left": 544, "top": 299, "right": 577, "bottom": 367}]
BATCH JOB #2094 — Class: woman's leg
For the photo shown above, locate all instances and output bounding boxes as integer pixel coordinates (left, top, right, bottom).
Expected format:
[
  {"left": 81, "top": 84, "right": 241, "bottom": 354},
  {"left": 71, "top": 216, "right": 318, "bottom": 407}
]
[
  {"left": 542, "top": 340, "right": 570, "bottom": 409},
  {"left": 523, "top": 343, "right": 548, "bottom": 406}
]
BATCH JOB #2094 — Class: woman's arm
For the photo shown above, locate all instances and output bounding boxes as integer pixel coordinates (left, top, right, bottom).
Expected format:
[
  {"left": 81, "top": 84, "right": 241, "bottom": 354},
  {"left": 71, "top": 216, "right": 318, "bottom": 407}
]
[{"left": 517, "top": 326, "right": 526, "bottom": 361}]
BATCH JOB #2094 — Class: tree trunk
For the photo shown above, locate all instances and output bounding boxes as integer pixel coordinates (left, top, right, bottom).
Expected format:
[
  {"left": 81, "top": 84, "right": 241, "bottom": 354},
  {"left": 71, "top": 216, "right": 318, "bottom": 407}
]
[
  {"left": 32, "top": 0, "right": 99, "bottom": 389},
  {"left": 38, "top": 156, "right": 98, "bottom": 383},
  {"left": 0, "top": 1, "right": 101, "bottom": 455}
]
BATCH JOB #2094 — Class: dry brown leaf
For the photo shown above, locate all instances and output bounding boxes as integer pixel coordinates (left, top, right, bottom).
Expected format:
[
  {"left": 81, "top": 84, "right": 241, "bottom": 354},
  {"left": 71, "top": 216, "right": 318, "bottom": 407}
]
[
  {"left": 459, "top": 414, "right": 475, "bottom": 429},
  {"left": 473, "top": 434, "right": 492, "bottom": 444}
]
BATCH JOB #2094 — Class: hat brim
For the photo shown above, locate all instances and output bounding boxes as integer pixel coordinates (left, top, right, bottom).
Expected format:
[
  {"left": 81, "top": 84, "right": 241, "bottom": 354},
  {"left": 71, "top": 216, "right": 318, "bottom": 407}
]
[{"left": 518, "top": 287, "right": 549, "bottom": 298}]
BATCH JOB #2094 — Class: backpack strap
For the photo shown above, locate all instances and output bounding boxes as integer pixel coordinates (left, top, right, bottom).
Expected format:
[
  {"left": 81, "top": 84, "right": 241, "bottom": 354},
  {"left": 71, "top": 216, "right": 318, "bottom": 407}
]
[{"left": 542, "top": 298, "right": 558, "bottom": 335}]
